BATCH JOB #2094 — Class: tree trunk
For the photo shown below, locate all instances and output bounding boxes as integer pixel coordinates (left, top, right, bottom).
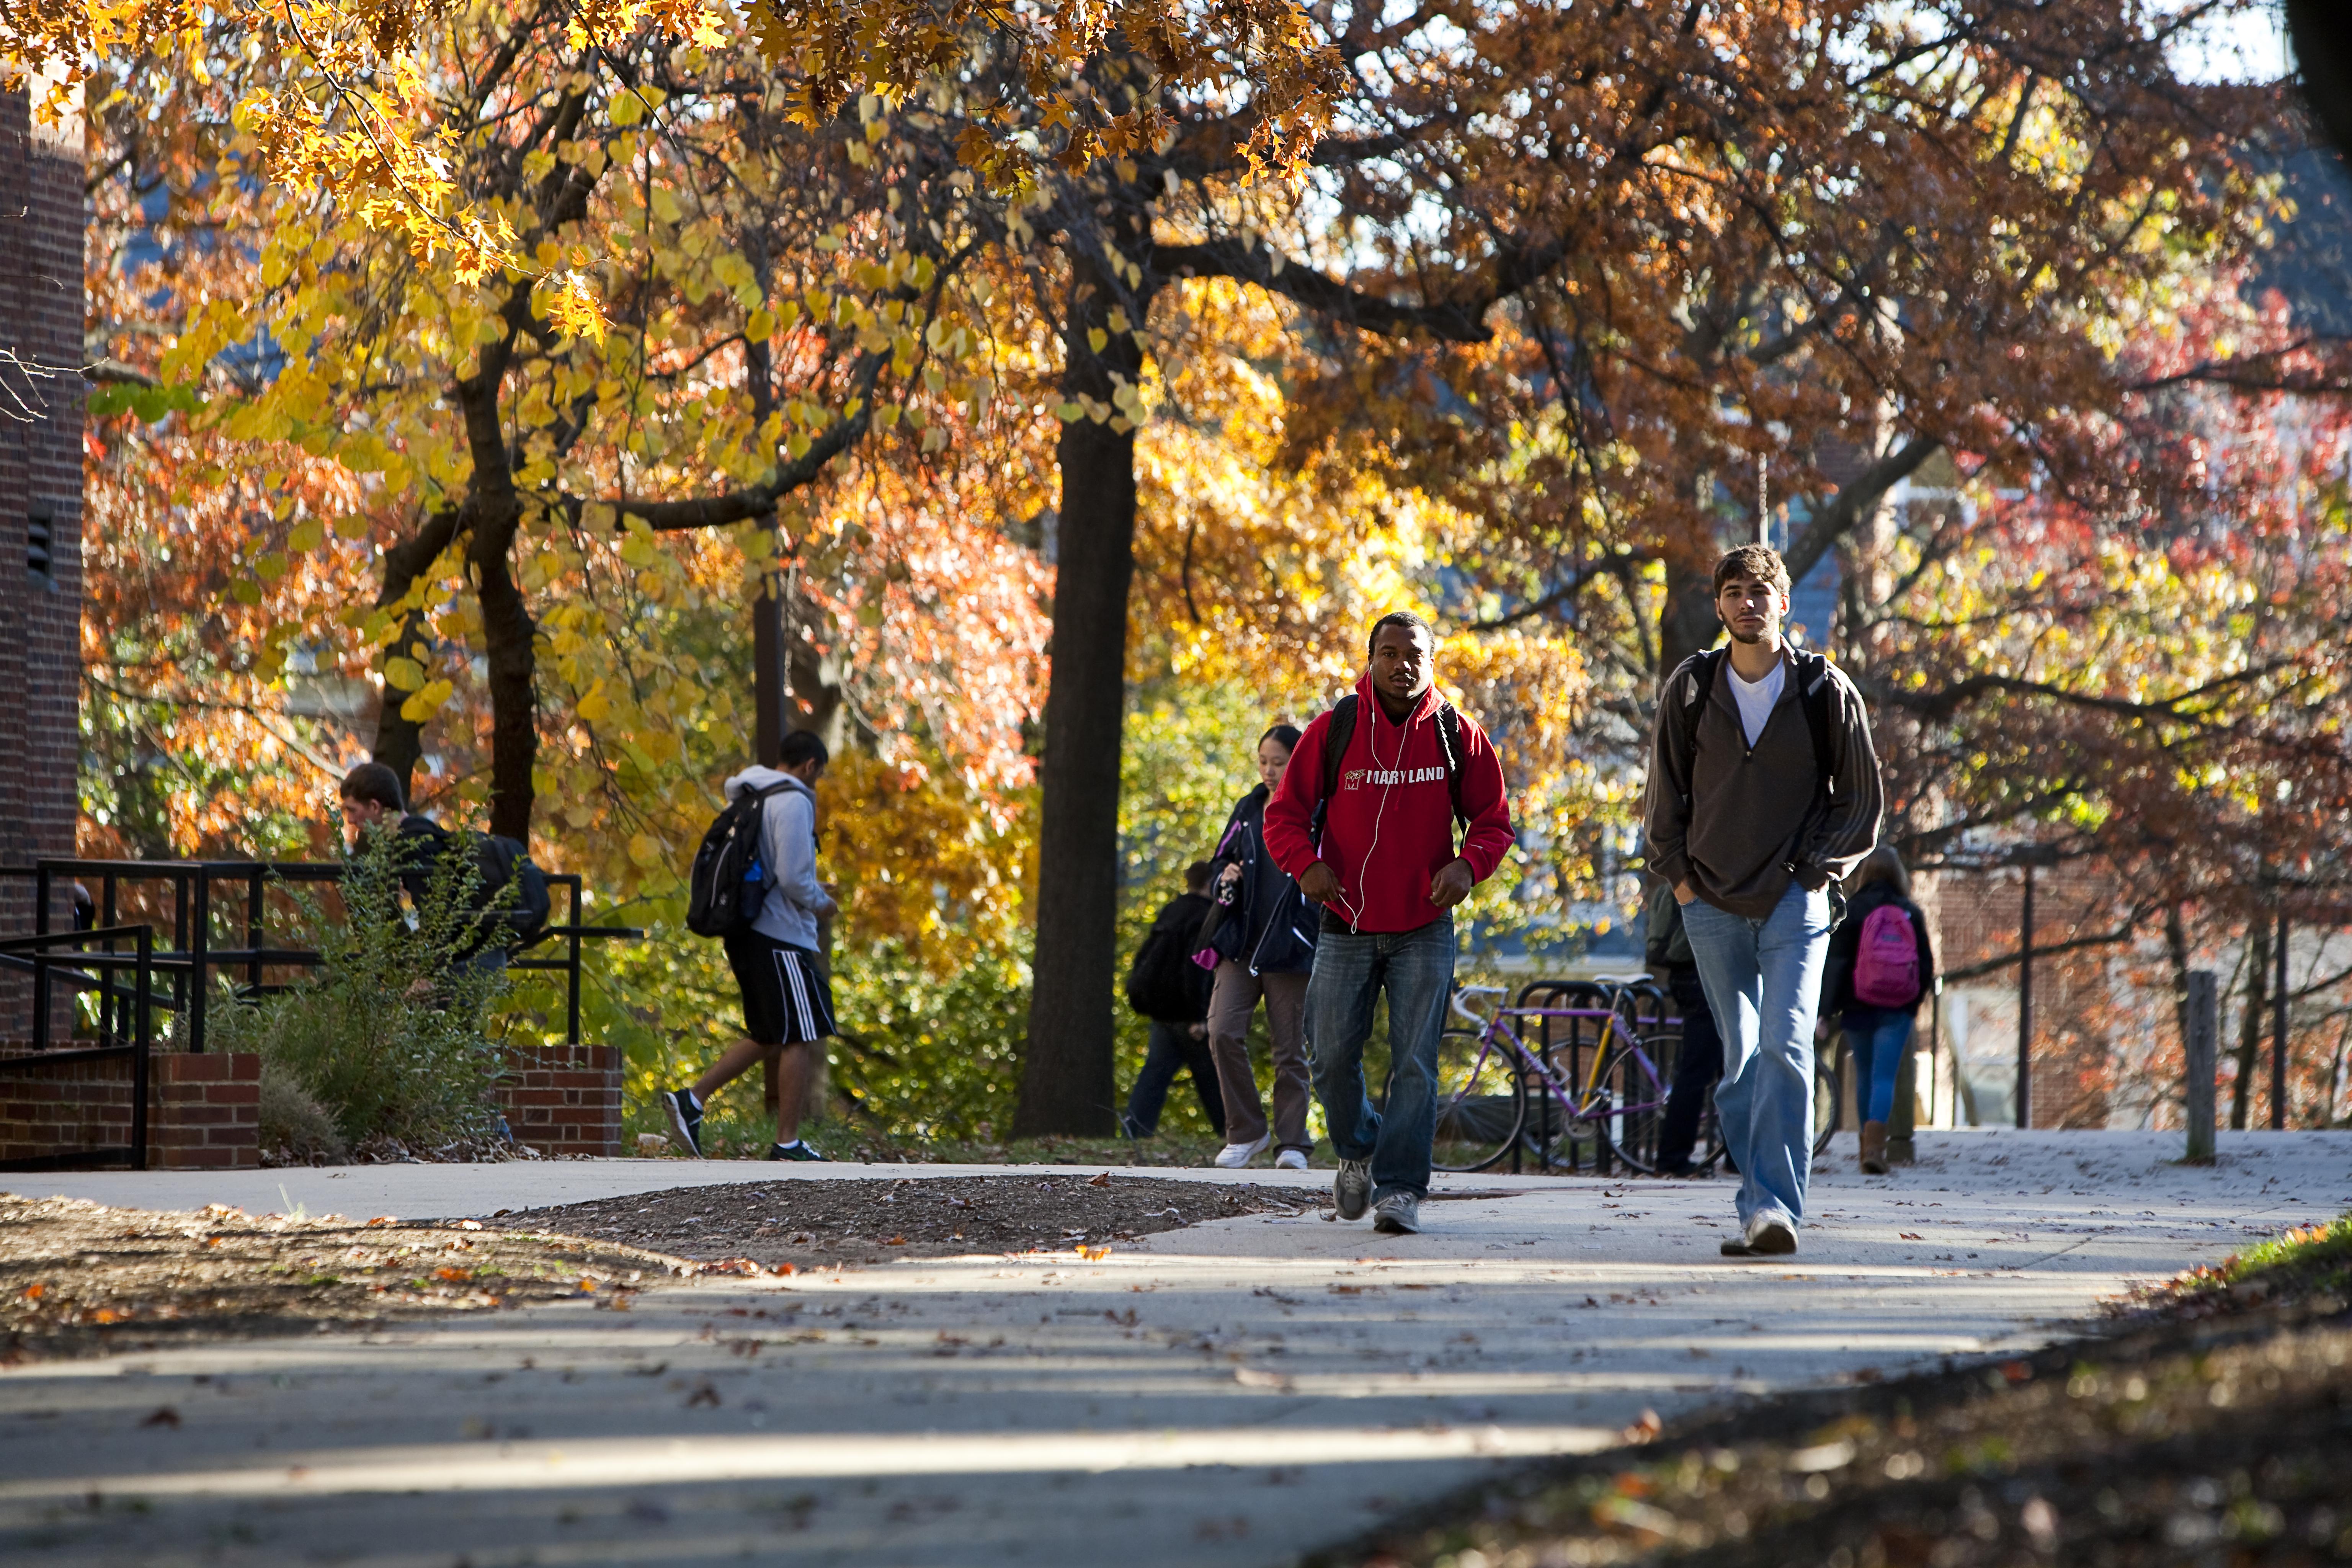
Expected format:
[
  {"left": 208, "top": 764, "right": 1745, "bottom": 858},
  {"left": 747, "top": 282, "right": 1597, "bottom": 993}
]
[
  {"left": 1013, "top": 255, "right": 1146, "bottom": 1138},
  {"left": 369, "top": 508, "right": 464, "bottom": 805},
  {"left": 469, "top": 505, "right": 537, "bottom": 844},
  {"left": 1655, "top": 562, "right": 1720, "bottom": 684},
  {"left": 2231, "top": 916, "right": 2270, "bottom": 1131}
]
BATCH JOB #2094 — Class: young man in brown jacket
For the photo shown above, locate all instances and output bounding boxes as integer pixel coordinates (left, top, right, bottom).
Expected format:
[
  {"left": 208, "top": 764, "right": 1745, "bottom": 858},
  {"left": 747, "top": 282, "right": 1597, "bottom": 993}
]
[{"left": 1644, "top": 546, "right": 1883, "bottom": 1255}]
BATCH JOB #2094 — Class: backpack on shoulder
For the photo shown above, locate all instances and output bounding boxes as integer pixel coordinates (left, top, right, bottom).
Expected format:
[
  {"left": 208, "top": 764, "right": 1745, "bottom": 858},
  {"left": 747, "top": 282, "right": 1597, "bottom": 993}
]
[
  {"left": 399, "top": 817, "right": 553, "bottom": 950},
  {"left": 1671, "top": 645, "right": 1838, "bottom": 794},
  {"left": 1312, "top": 693, "right": 1468, "bottom": 845},
  {"left": 1127, "top": 915, "right": 1209, "bottom": 1021},
  {"left": 1851, "top": 902, "right": 1923, "bottom": 1008},
  {"left": 685, "top": 782, "right": 796, "bottom": 939}
]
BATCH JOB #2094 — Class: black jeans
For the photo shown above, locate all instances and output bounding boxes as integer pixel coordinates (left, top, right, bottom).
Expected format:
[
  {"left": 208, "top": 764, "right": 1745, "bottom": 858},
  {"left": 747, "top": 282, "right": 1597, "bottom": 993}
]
[
  {"left": 1125, "top": 1020, "right": 1226, "bottom": 1137},
  {"left": 1656, "top": 966, "right": 1724, "bottom": 1172}
]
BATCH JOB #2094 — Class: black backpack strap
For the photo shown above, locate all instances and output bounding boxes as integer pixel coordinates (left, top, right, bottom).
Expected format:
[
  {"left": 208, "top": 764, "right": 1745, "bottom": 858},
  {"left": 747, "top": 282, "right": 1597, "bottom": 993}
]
[
  {"left": 1318, "top": 694, "right": 1360, "bottom": 808},
  {"left": 1669, "top": 650, "right": 1722, "bottom": 804},
  {"left": 1435, "top": 702, "right": 1466, "bottom": 825},
  {"left": 1792, "top": 650, "right": 1837, "bottom": 797}
]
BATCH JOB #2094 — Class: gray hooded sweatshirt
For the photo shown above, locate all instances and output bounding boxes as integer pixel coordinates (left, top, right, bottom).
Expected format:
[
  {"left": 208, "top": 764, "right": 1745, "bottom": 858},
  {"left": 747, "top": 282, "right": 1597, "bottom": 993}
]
[{"left": 721, "top": 767, "right": 836, "bottom": 949}]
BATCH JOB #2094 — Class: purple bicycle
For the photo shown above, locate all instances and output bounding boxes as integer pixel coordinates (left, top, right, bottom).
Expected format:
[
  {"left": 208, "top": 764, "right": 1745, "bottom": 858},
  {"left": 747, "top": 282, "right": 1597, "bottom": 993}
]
[{"left": 1432, "top": 982, "right": 1839, "bottom": 1174}]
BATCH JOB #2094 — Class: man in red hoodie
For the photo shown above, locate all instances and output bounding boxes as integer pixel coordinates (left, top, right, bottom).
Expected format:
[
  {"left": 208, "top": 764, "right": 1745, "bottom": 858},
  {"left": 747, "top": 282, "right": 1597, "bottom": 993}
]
[{"left": 1264, "top": 612, "right": 1515, "bottom": 1234}]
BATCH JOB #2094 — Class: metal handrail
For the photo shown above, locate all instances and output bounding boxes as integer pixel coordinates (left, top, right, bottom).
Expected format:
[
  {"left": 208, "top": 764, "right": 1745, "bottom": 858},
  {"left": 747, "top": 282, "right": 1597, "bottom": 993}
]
[
  {"left": 0, "top": 858, "right": 639, "bottom": 1054},
  {"left": 0, "top": 924, "right": 156, "bottom": 1171}
]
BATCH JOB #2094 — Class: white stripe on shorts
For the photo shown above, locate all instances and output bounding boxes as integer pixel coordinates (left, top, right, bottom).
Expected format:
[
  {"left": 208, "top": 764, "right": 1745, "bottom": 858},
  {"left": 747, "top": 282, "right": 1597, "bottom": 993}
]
[{"left": 774, "top": 947, "right": 818, "bottom": 1042}]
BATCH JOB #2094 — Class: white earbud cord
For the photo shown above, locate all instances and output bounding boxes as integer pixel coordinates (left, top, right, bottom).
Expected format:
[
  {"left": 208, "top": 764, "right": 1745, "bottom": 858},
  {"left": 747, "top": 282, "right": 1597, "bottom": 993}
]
[{"left": 1332, "top": 698, "right": 1405, "bottom": 936}]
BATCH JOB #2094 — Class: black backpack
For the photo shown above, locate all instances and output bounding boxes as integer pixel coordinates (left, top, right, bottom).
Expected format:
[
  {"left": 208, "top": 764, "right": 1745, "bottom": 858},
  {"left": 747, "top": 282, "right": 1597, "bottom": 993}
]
[
  {"left": 1669, "top": 647, "right": 1838, "bottom": 798},
  {"left": 1312, "top": 693, "right": 1468, "bottom": 843},
  {"left": 399, "top": 819, "right": 552, "bottom": 950},
  {"left": 685, "top": 782, "right": 795, "bottom": 938},
  {"left": 1126, "top": 896, "right": 1212, "bottom": 1022}
]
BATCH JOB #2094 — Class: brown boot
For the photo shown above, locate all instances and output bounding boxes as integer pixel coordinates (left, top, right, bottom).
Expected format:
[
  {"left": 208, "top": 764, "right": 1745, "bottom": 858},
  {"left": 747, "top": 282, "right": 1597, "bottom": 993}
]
[{"left": 1859, "top": 1121, "right": 1890, "bottom": 1175}]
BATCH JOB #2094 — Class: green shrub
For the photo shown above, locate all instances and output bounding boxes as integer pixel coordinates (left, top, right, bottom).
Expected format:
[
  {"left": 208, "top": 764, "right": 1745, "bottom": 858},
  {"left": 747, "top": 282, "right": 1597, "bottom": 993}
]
[{"left": 210, "top": 822, "right": 510, "bottom": 1155}]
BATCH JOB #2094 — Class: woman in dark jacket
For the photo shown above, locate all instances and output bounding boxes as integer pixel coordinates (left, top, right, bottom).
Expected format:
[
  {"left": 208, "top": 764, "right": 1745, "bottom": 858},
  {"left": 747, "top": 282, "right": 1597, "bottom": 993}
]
[
  {"left": 1823, "top": 846, "right": 1937, "bottom": 1174},
  {"left": 1201, "top": 723, "right": 1317, "bottom": 1170}
]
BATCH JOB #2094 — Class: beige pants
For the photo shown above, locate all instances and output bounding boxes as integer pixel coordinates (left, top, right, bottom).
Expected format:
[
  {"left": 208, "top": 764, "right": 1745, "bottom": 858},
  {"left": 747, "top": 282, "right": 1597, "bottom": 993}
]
[{"left": 1206, "top": 962, "right": 1312, "bottom": 1150}]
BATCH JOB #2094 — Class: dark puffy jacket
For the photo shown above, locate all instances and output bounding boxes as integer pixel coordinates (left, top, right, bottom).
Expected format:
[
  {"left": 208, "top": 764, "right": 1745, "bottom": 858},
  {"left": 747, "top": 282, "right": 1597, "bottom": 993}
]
[
  {"left": 1824, "top": 881, "right": 1936, "bottom": 1017},
  {"left": 1207, "top": 786, "right": 1316, "bottom": 975}
]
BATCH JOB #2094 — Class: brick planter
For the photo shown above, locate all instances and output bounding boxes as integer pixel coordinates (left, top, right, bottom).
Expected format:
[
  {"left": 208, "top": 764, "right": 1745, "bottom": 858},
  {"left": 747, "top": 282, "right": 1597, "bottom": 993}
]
[
  {"left": 0, "top": 1046, "right": 261, "bottom": 1170},
  {"left": 496, "top": 1042, "right": 622, "bottom": 1158}
]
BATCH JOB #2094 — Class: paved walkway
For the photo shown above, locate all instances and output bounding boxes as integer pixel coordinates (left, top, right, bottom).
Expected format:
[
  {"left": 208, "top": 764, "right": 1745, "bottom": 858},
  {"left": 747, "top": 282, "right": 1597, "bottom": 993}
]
[{"left": 4, "top": 1130, "right": 2347, "bottom": 1566}]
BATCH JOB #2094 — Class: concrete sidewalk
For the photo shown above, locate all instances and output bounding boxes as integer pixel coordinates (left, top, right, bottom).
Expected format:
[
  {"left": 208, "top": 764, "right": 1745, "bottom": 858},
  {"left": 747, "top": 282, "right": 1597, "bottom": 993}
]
[{"left": 2, "top": 1130, "right": 2346, "bottom": 1567}]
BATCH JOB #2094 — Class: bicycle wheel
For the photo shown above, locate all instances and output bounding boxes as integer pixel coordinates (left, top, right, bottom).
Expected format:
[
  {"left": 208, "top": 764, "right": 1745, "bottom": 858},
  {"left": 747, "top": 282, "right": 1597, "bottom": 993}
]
[
  {"left": 1635, "top": 1028, "right": 1731, "bottom": 1175},
  {"left": 1593, "top": 1034, "right": 1673, "bottom": 1175},
  {"left": 1812, "top": 1051, "right": 1841, "bottom": 1157},
  {"left": 1431, "top": 1027, "right": 1525, "bottom": 1173}
]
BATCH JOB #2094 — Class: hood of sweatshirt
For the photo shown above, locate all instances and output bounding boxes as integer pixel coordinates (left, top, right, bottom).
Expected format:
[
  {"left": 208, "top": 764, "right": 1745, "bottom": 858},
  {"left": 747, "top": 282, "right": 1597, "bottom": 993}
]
[{"left": 723, "top": 766, "right": 813, "bottom": 804}]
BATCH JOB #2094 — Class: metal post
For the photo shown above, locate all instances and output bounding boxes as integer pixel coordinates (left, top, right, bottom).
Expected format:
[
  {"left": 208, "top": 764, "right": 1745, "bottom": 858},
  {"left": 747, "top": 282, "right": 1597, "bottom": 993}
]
[
  {"left": 130, "top": 926, "right": 153, "bottom": 1171},
  {"left": 189, "top": 870, "right": 210, "bottom": 1054},
  {"left": 248, "top": 868, "right": 265, "bottom": 993},
  {"left": 2272, "top": 907, "right": 2289, "bottom": 1130},
  {"left": 31, "top": 864, "right": 52, "bottom": 1050},
  {"left": 2185, "top": 969, "right": 2217, "bottom": 1164},
  {"left": 565, "top": 877, "right": 583, "bottom": 1047},
  {"left": 2016, "top": 860, "right": 2034, "bottom": 1130}
]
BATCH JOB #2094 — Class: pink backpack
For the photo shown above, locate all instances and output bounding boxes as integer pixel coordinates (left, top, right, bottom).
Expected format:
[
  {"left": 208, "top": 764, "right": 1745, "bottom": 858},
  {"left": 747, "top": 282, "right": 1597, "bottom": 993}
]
[{"left": 1851, "top": 903, "right": 1921, "bottom": 1007}]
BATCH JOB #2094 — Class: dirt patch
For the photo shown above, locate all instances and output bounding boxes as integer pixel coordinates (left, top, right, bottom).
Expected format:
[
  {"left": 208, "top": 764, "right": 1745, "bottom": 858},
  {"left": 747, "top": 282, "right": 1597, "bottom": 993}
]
[
  {"left": 1313, "top": 1268, "right": 2352, "bottom": 1567},
  {"left": 0, "top": 1194, "right": 697, "bottom": 1361},
  {"left": 494, "top": 1174, "right": 1322, "bottom": 1266}
]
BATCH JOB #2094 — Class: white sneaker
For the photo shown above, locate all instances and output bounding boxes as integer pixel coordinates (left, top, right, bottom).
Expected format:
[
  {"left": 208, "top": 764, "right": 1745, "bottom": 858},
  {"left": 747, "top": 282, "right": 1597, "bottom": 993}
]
[
  {"left": 1274, "top": 1148, "right": 1309, "bottom": 1172},
  {"left": 1745, "top": 1210, "right": 1798, "bottom": 1254},
  {"left": 1213, "top": 1135, "right": 1271, "bottom": 1169}
]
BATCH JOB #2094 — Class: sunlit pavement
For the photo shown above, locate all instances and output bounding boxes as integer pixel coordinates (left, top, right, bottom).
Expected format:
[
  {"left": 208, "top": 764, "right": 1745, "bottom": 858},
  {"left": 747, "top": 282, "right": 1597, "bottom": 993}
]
[{"left": 6, "top": 1130, "right": 2348, "bottom": 1566}]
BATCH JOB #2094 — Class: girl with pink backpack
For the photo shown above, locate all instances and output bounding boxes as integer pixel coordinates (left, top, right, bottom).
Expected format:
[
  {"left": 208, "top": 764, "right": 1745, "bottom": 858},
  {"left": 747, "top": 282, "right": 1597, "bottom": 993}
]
[{"left": 1822, "top": 847, "right": 1937, "bottom": 1174}]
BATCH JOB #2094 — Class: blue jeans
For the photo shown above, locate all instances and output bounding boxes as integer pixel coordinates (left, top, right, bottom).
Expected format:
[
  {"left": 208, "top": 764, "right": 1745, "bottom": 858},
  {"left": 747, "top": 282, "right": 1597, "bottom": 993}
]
[
  {"left": 1305, "top": 917, "right": 1456, "bottom": 1201},
  {"left": 1682, "top": 882, "right": 1832, "bottom": 1228},
  {"left": 1843, "top": 1008, "right": 1914, "bottom": 1125}
]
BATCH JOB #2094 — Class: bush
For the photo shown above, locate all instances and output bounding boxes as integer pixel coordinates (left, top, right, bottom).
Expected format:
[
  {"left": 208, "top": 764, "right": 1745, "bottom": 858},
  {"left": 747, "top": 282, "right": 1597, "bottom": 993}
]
[{"left": 210, "top": 822, "right": 510, "bottom": 1156}]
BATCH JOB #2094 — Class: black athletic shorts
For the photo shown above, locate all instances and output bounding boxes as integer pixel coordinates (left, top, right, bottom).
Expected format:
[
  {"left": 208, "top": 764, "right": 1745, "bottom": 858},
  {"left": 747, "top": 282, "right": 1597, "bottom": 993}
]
[{"left": 723, "top": 929, "right": 837, "bottom": 1047}]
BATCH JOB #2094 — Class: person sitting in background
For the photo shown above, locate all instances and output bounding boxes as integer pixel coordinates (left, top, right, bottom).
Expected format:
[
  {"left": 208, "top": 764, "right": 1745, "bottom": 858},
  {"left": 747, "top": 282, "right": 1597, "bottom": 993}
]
[
  {"left": 1200, "top": 724, "right": 1317, "bottom": 1171},
  {"left": 1119, "top": 861, "right": 1227, "bottom": 1142},
  {"left": 1822, "top": 846, "right": 1935, "bottom": 1175}
]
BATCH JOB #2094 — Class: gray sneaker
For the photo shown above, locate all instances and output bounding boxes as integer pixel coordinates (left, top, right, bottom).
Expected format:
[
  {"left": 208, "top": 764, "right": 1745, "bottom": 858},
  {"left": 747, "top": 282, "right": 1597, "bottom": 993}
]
[
  {"left": 1334, "top": 1158, "right": 1372, "bottom": 1221},
  {"left": 1746, "top": 1211, "right": 1798, "bottom": 1254},
  {"left": 1371, "top": 1192, "right": 1422, "bottom": 1235}
]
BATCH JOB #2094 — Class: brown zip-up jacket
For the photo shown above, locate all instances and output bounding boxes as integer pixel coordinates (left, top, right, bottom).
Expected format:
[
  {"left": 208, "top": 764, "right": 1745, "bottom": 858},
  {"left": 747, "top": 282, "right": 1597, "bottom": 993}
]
[{"left": 1642, "top": 647, "right": 1883, "bottom": 920}]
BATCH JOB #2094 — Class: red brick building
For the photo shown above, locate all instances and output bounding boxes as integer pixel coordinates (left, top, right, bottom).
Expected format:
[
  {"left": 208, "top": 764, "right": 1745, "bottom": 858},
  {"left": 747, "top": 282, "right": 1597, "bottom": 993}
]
[{"left": 0, "top": 86, "right": 87, "bottom": 953}]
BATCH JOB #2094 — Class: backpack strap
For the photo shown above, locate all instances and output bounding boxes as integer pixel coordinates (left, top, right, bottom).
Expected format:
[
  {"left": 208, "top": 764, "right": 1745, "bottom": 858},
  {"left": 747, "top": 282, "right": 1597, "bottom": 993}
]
[
  {"left": 1318, "top": 694, "right": 1360, "bottom": 807},
  {"left": 1792, "top": 649, "right": 1838, "bottom": 797},
  {"left": 1434, "top": 702, "right": 1467, "bottom": 826},
  {"left": 1668, "top": 649, "right": 1723, "bottom": 806}
]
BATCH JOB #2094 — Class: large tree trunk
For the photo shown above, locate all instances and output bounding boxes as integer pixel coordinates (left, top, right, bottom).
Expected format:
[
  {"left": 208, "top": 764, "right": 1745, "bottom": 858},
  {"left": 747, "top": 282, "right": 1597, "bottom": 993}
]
[
  {"left": 1013, "top": 254, "right": 1146, "bottom": 1137},
  {"left": 469, "top": 505, "right": 537, "bottom": 844},
  {"left": 370, "top": 507, "right": 464, "bottom": 805},
  {"left": 1656, "top": 562, "right": 1720, "bottom": 683}
]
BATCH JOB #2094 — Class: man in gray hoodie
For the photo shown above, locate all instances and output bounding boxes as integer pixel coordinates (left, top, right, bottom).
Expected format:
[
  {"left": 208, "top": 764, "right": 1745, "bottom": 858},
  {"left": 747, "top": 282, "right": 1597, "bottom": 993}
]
[
  {"left": 662, "top": 730, "right": 839, "bottom": 1161},
  {"left": 1644, "top": 546, "right": 1882, "bottom": 1255}
]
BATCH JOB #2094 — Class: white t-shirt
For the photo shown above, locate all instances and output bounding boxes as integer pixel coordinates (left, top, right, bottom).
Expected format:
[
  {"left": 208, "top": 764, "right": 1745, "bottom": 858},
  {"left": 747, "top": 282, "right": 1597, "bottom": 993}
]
[{"left": 1727, "top": 658, "right": 1785, "bottom": 748}]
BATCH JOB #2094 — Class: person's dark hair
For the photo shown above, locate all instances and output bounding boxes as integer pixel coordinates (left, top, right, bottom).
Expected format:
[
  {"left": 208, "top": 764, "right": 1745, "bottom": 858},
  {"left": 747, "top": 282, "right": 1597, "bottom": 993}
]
[
  {"left": 778, "top": 730, "right": 831, "bottom": 770},
  {"left": 1184, "top": 860, "right": 1215, "bottom": 892},
  {"left": 1851, "top": 845, "right": 1911, "bottom": 898},
  {"left": 1367, "top": 609, "right": 1434, "bottom": 656},
  {"left": 1712, "top": 544, "right": 1792, "bottom": 597},
  {"left": 1258, "top": 723, "right": 1303, "bottom": 754},
  {"left": 339, "top": 761, "right": 406, "bottom": 813}
]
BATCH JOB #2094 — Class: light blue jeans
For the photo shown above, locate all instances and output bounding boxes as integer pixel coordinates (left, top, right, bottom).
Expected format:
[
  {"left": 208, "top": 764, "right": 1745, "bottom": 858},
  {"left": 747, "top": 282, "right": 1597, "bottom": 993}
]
[
  {"left": 1681, "top": 882, "right": 1832, "bottom": 1229},
  {"left": 1843, "top": 1008, "right": 1915, "bottom": 1125},
  {"left": 1305, "top": 917, "right": 1455, "bottom": 1202}
]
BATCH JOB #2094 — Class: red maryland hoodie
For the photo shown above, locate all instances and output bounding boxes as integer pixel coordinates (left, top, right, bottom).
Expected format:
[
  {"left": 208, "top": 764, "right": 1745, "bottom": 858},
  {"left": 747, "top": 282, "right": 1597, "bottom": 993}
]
[{"left": 1263, "top": 673, "right": 1515, "bottom": 934}]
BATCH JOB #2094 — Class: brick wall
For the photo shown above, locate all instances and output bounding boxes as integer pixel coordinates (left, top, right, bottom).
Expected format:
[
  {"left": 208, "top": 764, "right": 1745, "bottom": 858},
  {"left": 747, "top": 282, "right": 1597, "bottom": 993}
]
[
  {"left": 0, "top": 87, "right": 90, "bottom": 1031},
  {"left": 496, "top": 1042, "right": 622, "bottom": 1157},
  {"left": 0, "top": 1047, "right": 261, "bottom": 1170}
]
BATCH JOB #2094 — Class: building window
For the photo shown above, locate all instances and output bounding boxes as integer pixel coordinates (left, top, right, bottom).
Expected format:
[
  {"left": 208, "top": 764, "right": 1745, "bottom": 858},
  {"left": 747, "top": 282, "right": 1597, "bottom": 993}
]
[{"left": 27, "top": 504, "right": 56, "bottom": 588}]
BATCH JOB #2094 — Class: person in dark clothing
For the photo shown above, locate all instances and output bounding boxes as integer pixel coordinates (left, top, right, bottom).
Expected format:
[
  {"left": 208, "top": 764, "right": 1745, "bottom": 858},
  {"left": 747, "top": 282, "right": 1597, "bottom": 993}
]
[
  {"left": 1645, "top": 879, "right": 1724, "bottom": 1178},
  {"left": 1201, "top": 724, "right": 1317, "bottom": 1169},
  {"left": 338, "top": 761, "right": 508, "bottom": 977},
  {"left": 1121, "top": 862, "right": 1227, "bottom": 1140},
  {"left": 1822, "top": 846, "right": 1936, "bottom": 1174}
]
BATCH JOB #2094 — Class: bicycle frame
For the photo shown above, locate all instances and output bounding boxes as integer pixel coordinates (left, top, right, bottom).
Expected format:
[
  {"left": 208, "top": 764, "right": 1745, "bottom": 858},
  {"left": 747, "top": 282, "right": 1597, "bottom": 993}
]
[{"left": 1448, "top": 984, "right": 1671, "bottom": 1153}]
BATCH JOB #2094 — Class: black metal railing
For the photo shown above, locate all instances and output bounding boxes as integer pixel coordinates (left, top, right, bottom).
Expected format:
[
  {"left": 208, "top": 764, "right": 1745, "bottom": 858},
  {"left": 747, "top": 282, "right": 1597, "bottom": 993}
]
[
  {"left": 0, "top": 924, "right": 156, "bottom": 1170},
  {"left": 0, "top": 858, "right": 639, "bottom": 1055}
]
